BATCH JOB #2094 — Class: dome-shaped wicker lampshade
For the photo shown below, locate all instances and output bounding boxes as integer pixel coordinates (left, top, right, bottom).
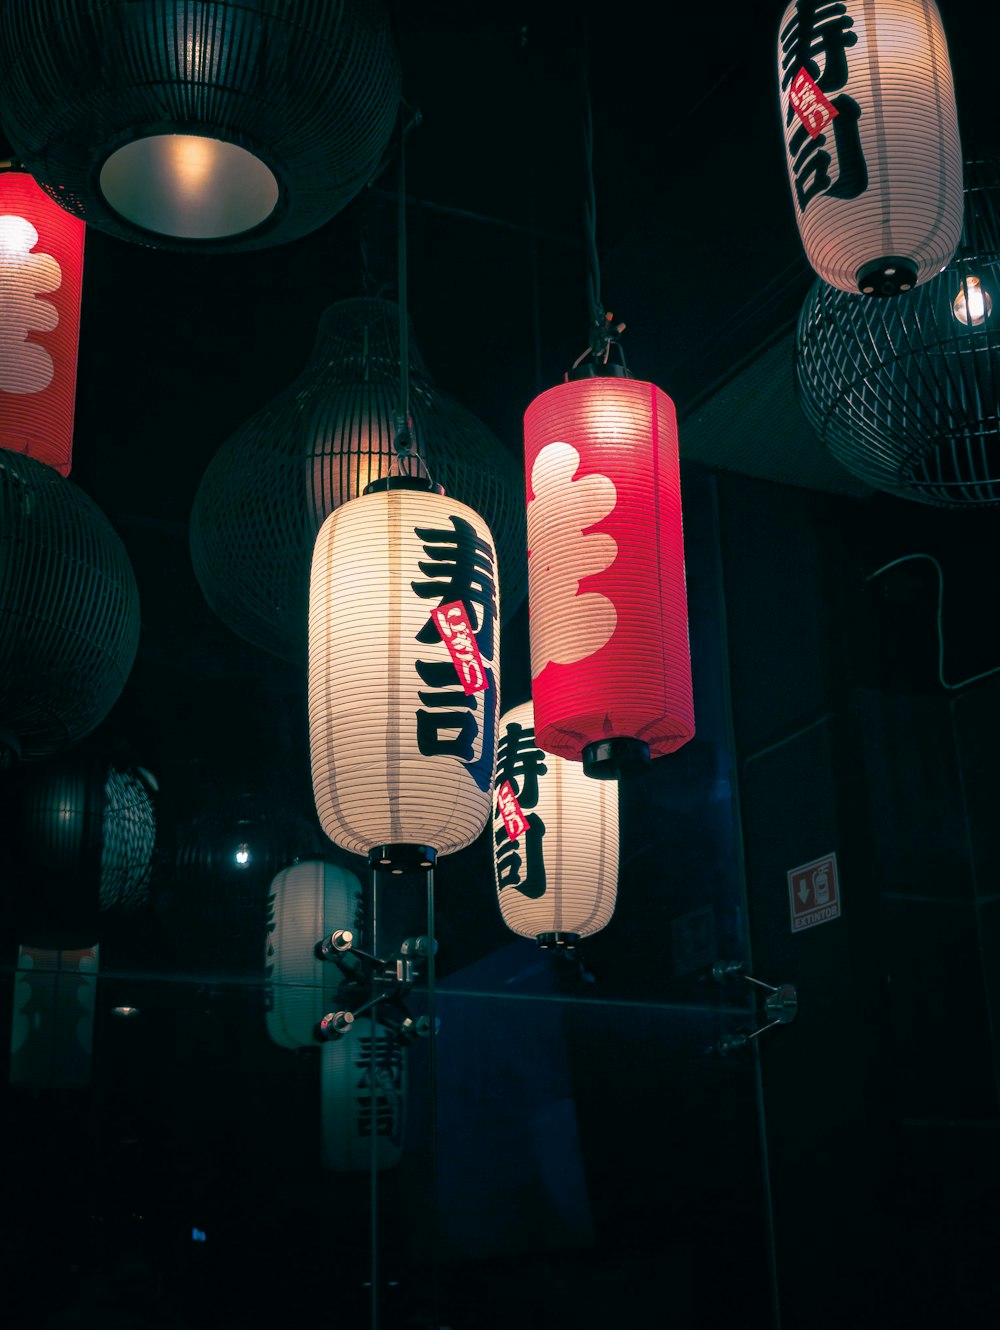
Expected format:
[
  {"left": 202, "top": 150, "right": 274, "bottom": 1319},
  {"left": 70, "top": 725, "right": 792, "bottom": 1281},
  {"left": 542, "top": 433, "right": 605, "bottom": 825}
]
[
  {"left": 191, "top": 298, "right": 526, "bottom": 665},
  {"left": 0, "top": 449, "right": 141, "bottom": 765},
  {"left": 0, "top": 753, "right": 157, "bottom": 947},
  {"left": 796, "top": 158, "right": 1000, "bottom": 505},
  {"left": 265, "top": 859, "right": 363, "bottom": 1050},
  {"left": 493, "top": 700, "right": 618, "bottom": 948},
  {"left": 309, "top": 479, "right": 500, "bottom": 866},
  {"left": 777, "top": 0, "right": 963, "bottom": 295},
  {"left": 0, "top": 0, "right": 399, "bottom": 252}
]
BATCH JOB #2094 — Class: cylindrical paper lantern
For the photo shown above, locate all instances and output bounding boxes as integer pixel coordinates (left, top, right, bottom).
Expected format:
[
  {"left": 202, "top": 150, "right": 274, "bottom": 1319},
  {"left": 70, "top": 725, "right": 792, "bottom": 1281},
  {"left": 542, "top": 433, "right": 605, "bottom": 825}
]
[
  {"left": 523, "top": 374, "right": 693, "bottom": 779},
  {"left": 0, "top": 0, "right": 399, "bottom": 252},
  {"left": 9, "top": 944, "right": 99, "bottom": 1089},
  {"left": 309, "top": 478, "right": 500, "bottom": 866},
  {"left": 190, "top": 298, "right": 527, "bottom": 665},
  {"left": 493, "top": 701, "right": 618, "bottom": 947},
  {"left": 0, "top": 170, "right": 85, "bottom": 476},
  {"left": 777, "top": 0, "right": 963, "bottom": 295},
  {"left": 0, "top": 449, "right": 140, "bottom": 765},
  {"left": 265, "top": 860, "right": 364, "bottom": 1050},
  {"left": 321, "top": 1017, "right": 406, "bottom": 1171}
]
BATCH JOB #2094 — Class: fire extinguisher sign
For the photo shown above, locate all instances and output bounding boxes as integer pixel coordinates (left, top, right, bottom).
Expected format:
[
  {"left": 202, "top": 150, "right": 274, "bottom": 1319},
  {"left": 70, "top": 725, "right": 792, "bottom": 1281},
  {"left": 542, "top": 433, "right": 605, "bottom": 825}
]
[{"left": 787, "top": 852, "right": 841, "bottom": 932}]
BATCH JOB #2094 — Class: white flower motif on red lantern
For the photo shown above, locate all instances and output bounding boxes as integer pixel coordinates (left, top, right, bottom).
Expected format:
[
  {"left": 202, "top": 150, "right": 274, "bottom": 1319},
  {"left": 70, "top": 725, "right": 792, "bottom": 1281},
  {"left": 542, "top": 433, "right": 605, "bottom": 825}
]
[{"left": 526, "top": 440, "right": 618, "bottom": 675}]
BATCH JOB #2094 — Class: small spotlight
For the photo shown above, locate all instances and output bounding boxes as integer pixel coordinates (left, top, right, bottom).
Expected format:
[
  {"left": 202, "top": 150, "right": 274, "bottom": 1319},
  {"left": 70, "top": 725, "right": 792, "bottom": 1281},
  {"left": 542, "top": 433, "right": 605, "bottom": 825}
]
[
  {"left": 235, "top": 841, "right": 251, "bottom": 866},
  {"left": 111, "top": 1005, "right": 141, "bottom": 1019},
  {"left": 953, "top": 274, "right": 992, "bottom": 325}
]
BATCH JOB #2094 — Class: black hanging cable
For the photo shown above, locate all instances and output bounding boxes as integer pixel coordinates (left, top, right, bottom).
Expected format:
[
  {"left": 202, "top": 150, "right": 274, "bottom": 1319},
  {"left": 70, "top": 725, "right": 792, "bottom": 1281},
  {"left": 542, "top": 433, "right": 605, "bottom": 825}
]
[{"left": 573, "top": 35, "right": 627, "bottom": 375}]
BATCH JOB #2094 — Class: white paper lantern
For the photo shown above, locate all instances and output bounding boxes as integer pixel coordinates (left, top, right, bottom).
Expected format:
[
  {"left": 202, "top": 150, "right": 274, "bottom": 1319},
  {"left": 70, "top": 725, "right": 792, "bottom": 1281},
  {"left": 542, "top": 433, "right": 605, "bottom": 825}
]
[
  {"left": 309, "top": 479, "right": 500, "bottom": 868},
  {"left": 777, "top": 0, "right": 963, "bottom": 295},
  {"left": 493, "top": 701, "right": 618, "bottom": 946},
  {"left": 264, "top": 860, "right": 363, "bottom": 1050},
  {"left": 321, "top": 1017, "right": 406, "bottom": 1171}
]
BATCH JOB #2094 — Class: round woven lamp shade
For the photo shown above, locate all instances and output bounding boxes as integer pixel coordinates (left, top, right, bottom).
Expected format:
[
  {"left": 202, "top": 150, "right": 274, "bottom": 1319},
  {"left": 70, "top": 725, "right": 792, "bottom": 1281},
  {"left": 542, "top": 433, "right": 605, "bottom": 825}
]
[
  {"left": 796, "top": 158, "right": 1000, "bottom": 505},
  {"left": 191, "top": 297, "right": 527, "bottom": 666},
  {"left": 0, "top": 0, "right": 399, "bottom": 252},
  {"left": 0, "top": 449, "right": 141, "bottom": 765},
  {"left": 1, "top": 753, "right": 157, "bottom": 947}
]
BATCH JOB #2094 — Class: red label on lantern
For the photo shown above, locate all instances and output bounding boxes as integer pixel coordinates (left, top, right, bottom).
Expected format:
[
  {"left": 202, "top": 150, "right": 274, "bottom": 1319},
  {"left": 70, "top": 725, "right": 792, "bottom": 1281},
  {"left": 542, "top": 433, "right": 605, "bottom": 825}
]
[
  {"left": 432, "top": 600, "right": 488, "bottom": 694},
  {"left": 789, "top": 67, "right": 838, "bottom": 139},
  {"left": 496, "top": 780, "right": 528, "bottom": 841}
]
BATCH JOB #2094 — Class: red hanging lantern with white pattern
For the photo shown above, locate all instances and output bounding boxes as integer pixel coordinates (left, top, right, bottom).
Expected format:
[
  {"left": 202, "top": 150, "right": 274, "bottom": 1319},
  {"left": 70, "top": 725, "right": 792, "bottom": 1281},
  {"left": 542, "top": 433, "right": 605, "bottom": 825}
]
[
  {"left": 0, "top": 169, "right": 85, "bottom": 475},
  {"left": 523, "top": 371, "right": 694, "bottom": 779}
]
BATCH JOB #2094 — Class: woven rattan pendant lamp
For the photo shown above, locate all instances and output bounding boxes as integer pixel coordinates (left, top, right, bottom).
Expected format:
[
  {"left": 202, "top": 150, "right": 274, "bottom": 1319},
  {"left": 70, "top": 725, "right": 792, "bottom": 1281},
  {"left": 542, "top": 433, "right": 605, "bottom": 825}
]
[
  {"left": 190, "top": 296, "right": 526, "bottom": 666},
  {"left": 0, "top": 0, "right": 400, "bottom": 251},
  {"left": 0, "top": 450, "right": 140, "bottom": 766},
  {"left": 796, "top": 157, "right": 1000, "bottom": 504},
  {"left": 777, "top": 0, "right": 963, "bottom": 296}
]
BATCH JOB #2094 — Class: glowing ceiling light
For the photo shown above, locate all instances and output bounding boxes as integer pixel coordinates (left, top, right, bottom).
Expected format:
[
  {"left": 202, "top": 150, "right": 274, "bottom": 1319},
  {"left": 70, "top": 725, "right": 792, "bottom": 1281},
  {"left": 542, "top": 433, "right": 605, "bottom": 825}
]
[{"left": 952, "top": 274, "right": 992, "bottom": 326}]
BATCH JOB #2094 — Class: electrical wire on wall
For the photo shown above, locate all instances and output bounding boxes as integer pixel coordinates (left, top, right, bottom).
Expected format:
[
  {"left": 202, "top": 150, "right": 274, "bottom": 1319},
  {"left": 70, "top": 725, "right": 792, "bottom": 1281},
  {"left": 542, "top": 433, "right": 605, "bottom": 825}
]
[{"left": 865, "top": 552, "right": 1000, "bottom": 690}]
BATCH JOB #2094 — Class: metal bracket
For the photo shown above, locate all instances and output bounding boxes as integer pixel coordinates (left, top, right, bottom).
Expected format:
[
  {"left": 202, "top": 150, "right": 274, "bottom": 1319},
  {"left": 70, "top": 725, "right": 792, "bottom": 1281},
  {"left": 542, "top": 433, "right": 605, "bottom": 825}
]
[
  {"left": 711, "top": 959, "right": 798, "bottom": 1055},
  {"left": 314, "top": 932, "right": 438, "bottom": 1044}
]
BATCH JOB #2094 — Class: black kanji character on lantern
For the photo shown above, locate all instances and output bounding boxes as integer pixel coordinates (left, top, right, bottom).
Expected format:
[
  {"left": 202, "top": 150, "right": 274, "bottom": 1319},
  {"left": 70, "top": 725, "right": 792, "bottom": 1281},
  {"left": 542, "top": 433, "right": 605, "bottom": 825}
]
[
  {"left": 414, "top": 659, "right": 496, "bottom": 792},
  {"left": 780, "top": 0, "right": 858, "bottom": 99},
  {"left": 495, "top": 719, "right": 547, "bottom": 810},
  {"left": 412, "top": 515, "right": 496, "bottom": 658},
  {"left": 780, "top": 0, "right": 867, "bottom": 210},
  {"left": 495, "top": 812, "right": 547, "bottom": 899},
  {"left": 355, "top": 1037, "right": 405, "bottom": 1144}
]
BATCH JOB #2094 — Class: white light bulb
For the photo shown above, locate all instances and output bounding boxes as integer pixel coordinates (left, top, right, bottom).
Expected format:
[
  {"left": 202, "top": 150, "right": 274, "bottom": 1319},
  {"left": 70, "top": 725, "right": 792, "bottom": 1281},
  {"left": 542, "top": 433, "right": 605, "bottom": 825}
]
[{"left": 953, "top": 275, "right": 992, "bottom": 326}]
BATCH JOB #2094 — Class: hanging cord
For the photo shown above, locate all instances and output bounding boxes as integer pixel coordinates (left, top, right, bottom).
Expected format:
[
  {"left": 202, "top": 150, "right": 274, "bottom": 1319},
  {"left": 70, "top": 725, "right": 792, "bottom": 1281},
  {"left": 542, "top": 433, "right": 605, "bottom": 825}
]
[
  {"left": 392, "top": 105, "right": 436, "bottom": 485},
  {"left": 865, "top": 552, "right": 1000, "bottom": 691},
  {"left": 570, "top": 34, "right": 627, "bottom": 374}
]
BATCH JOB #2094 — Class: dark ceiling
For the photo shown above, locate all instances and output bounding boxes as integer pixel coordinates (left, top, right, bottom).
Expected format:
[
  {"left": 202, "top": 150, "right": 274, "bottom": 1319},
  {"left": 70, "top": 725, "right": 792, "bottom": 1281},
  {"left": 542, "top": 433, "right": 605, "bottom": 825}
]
[{"left": 3, "top": 2, "right": 1000, "bottom": 1328}]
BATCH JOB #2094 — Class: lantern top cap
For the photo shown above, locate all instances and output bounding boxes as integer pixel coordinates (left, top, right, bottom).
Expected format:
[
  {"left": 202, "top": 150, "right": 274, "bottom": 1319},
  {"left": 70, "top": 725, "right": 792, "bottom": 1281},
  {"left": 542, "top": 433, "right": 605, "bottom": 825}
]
[{"left": 363, "top": 475, "right": 445, "bottom": 496}]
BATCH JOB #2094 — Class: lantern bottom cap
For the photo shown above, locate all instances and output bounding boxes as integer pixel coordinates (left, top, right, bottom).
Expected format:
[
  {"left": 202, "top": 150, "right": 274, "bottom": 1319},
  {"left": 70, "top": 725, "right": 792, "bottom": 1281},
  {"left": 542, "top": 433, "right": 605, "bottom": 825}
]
[
  {"left": 582, "top": 737, "right": 650, "bottom": 780},
  {"left": 537, "top": 931, "right": 581, "bottom": 950},
  {"left": 855, "top": 256, "right": 917, "bottom": 297},
  {"left": 367, "top": 843, "right": 437, "bottom": 874}
]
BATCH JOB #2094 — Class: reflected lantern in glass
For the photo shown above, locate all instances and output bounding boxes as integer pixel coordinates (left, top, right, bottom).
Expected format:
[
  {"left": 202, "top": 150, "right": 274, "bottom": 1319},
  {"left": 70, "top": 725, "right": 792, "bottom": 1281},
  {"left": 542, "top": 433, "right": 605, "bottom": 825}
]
[
  {"left": 0, "top": 170, "right": 85, "bottom": 476},
  {"left": 523, "top": 373, "right": 694, "bottom": 779},
  {"left": 321, "top": 1020, "right": 406, "bottom": 1171},
  {"left": 308, "top": 478, "right": 500, "bottom": 869},
  {"left": 493, "top": 701, "right": 618, "bottom": 948},
  {"left": 777, "top": 0, "right": 963, "bottom": 295},
  {"left": 265, "top": 860, "right": 364, "bottom": 1050}
]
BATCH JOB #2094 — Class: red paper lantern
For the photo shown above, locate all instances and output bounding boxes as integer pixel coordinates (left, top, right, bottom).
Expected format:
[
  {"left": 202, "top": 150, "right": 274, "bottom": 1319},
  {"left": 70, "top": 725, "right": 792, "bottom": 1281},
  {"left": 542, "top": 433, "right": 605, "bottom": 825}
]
[
  {"left": 523, "top": 373, "right": 694, "bottom": 778},
  {"left": 0, "top": 170, "right": 84, "bottom": 476}
]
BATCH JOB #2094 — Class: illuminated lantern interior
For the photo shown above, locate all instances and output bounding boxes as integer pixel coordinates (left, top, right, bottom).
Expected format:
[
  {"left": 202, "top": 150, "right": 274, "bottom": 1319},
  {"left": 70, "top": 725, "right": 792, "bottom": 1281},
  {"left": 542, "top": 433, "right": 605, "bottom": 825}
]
[
  {"left": 493, "top": 700, "right": 619, "bottom": 947},
  {"left": 777, "top": 0, "right": 963, "bottom": 295},
  {"left": 524, "top": 373, "right": 694, "bottom": 779},
  {"left": 308, "top": 478, "right": 500, "bottom": 870},
  {"left": 0, "top": 170, "right": 85, "bottom": 475}
]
